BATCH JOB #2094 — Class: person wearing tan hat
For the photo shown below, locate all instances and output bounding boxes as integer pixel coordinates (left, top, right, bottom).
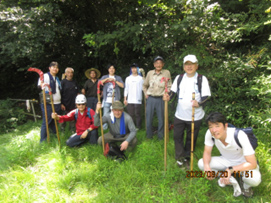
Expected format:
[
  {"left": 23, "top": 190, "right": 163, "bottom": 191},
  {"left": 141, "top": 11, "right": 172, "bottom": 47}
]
[
  {"left": 82, "top": 68, "right": 101, "bottom": 110},
  {"left": 94, "top": 100, "right": 137, "bottom": 151}
]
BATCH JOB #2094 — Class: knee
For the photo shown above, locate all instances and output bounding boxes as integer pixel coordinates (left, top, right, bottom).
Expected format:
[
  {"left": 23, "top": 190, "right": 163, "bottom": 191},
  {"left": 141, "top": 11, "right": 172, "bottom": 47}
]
[
  {"left": 97, "top": 137, "right": 102, "bottom": 145},
  {"left": 66, "top": 140, "right": 74, "bottom": 147},
  {"left": 243, "top": 171, "right": 261, "bottom": 187},
  {"left": 198, "top": 158, "right": 204, "bottom": 171}
]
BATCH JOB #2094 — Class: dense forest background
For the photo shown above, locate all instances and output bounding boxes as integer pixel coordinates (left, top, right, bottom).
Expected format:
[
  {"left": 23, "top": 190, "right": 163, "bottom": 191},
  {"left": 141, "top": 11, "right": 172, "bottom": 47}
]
[{"left": 1, "top": 0, "right": 271, "bottom": 129}]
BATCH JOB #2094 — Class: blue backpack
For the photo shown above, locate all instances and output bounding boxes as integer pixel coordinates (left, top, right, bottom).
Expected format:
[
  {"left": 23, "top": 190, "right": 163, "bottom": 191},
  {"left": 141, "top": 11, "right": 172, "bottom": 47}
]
[{"left": 74, "top": 108, "right": 92, "bottom": 121}]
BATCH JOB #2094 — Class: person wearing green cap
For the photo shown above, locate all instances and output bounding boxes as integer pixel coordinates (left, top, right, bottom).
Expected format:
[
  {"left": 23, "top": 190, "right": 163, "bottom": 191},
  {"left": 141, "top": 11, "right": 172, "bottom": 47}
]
[{"left": 94, "top": 100, "right": 137, "bottom": 151}]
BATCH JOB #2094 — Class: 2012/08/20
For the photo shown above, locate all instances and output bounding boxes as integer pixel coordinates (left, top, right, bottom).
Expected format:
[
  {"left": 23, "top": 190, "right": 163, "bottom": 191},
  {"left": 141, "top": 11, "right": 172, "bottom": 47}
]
[{"left": 186, "top": 171, "right": 253, "bottom": 178}]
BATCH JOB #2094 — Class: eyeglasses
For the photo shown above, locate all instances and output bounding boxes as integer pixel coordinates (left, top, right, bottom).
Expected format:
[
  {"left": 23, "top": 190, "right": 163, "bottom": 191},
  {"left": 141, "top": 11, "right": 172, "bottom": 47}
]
[{"left": 77, "top": 104, "right": 85, "bottom": 106}]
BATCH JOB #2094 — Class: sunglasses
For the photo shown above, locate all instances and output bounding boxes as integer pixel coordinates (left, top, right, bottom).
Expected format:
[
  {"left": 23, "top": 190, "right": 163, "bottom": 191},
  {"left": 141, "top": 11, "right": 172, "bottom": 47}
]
[{"left": 77, "top": 104, "right": 85, "bottom": 106}]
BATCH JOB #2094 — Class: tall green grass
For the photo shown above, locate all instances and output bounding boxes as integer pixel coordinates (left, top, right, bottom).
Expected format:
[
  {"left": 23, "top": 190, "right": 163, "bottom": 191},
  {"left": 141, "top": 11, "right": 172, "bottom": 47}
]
[{"left": 0, "top": 121, "right": 270, "bottom": 202}]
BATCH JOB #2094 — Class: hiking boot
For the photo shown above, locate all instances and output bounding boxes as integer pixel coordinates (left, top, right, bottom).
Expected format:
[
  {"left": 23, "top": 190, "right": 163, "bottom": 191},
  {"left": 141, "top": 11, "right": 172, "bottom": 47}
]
[{"left": 239, "top": 177, "right": 254, "bottom": 197}]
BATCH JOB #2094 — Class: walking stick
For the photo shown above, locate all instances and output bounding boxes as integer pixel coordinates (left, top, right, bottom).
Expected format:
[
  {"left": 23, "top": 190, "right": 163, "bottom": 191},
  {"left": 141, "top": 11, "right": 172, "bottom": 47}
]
[
  {"left": 28, "top": 68, "right": 50, "bottom": 142},
  {"left": 190, "top": 92, "right": 195, "bottom": 171},
  {"left": 97, "top": 81, "right": 105, "bottom": 153},
  {"left": 160, "top": 77, "right": 170, "bottom": 171},
  {"left": 139, "top": 68, "right": 147, "bottom": 131},
  {"left": 44, "top": 84, "right": 61, "bottom": 146}
]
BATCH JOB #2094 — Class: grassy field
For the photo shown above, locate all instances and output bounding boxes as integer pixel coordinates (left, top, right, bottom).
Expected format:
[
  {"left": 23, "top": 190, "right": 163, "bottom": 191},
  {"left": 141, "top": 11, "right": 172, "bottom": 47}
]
[{"left": 0, "top": 121, "right": 270, "bottom": 203}]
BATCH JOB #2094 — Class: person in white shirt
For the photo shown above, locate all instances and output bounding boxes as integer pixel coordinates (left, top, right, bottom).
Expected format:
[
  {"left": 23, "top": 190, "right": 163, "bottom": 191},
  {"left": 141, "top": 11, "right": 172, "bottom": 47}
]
[
  {"left": 37, "top": 61, "right": 61, "bottom": 142},
  {"left": 198, "top": 112, "right": 261, "bottom": 197},
  {"left": 164, "top": 55, "right": 211, "bottom": 167},
  {"left": 124, "top": 63, "right": 144, "bottom": 129}
]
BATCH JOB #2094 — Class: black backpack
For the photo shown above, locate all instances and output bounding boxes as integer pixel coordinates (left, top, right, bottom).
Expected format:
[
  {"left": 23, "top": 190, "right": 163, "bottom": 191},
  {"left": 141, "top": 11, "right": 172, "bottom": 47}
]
[
  {"left": 105, "top": 143, "right": 127, "bottom": 161},
  {"left": 212, "top": 124, "right": 258, "bottom": 150},
  {"left": 176, "top": 73, "right": 203, "bottom": 96}
]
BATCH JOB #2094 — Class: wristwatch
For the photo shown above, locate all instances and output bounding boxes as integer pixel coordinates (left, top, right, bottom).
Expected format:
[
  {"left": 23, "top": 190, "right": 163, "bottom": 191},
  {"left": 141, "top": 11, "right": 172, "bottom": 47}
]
[
  {"left": 228, "top": 166, "right": 234, "bottom": 173},
  {"left": 87, "top": 129, "right": 90, "bottom": 133}
]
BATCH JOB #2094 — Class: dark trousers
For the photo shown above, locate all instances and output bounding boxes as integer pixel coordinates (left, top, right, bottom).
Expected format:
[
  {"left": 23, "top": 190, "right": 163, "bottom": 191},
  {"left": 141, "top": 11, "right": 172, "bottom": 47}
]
[
  {"left": 126, "top": 103, "right": 142, "bottom": 129},
  {"left": 40, "top": 103, "right": 61, "bottom": 143},
  {"left": 86, "top": 97, "right": 98, "bottom": 111},
  {"left": 66, "top": 129, "right": 98, "bottom": 147},
  {"left": 146, "top": 96, "right": 164, "bottom": 139},
  {"left": 173, "top": 116, "right": 202, "bottom": 160}
]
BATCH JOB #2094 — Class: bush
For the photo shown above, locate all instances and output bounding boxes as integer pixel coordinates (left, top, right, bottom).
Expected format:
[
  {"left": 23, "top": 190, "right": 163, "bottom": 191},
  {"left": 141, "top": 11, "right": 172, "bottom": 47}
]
[{"left": 0, "top": 99, "right": 27, "bottom": 132}]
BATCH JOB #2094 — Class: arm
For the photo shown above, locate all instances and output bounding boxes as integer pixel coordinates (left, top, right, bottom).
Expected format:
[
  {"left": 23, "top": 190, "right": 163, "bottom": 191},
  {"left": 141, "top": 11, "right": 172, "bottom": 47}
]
[
  {"left": 115, "top": 76, "right": 124, "bottom": 88},
  {"left": 120, "top": 115, "right": 137, "bottom": 151},
  {"left": 124, "top": 78, "right": 128, "bottom": 105},
  {"left": 142, "top": 71, "right": 150, "bottom": 99}
]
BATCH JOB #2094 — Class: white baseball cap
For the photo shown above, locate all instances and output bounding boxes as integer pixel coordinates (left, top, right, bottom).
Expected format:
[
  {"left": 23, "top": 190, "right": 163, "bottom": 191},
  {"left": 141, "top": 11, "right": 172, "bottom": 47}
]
[{"left": 183, "top": 55, "right": 198, "bottom": 63}]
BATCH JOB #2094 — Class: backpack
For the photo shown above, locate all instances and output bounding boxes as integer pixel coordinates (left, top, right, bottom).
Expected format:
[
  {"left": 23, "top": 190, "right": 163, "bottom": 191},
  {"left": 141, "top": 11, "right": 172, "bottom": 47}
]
[
  {"left": 177, "top": 74, "right": 203, "bottom": 96},
  {"left": 74, "top": 107, "right": 92, "bottom": 121},
  {"left": 212, "top": 124, "right": 258, "bottom": 150},
  {"left": 104, "top": 142, "right": 127, "bottom": 161}
]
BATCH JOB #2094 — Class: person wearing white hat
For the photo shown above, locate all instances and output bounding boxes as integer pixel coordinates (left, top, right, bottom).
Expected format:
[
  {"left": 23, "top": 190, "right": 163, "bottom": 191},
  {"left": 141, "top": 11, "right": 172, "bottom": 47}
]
[
  {"left": 164, "top": 54, "right": 211, "bottom": 168},
  {"left": 52, "top": 94, "right": 98, "bottom": 147}
]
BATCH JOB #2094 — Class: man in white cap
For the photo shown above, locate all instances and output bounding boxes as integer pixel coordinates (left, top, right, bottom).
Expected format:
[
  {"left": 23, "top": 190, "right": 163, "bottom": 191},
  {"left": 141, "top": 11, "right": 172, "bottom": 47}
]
[
  {"left": 164, "top": 54, "right": 211, "bottom": 168},
  {"left": 52, "top": 94, "right": 98, "bottom": 147}
]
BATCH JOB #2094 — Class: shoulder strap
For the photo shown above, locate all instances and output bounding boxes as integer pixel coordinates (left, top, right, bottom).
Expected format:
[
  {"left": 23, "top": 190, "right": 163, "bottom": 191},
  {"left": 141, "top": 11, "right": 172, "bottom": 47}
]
[
  {"left": 197, "top": 74, "right": 202, "bottom": 95},
  {"left": 234, "top": 129, "right": 242, "bottom": 148},
  {"left": 74, "top": 109, "right": 79, "bottom": 121},
  {"left": 87, "top": 107, "right": 92, "bottom": 119},
  {"left": 176, "top": 74, "right": 184, "bottom": 96}
]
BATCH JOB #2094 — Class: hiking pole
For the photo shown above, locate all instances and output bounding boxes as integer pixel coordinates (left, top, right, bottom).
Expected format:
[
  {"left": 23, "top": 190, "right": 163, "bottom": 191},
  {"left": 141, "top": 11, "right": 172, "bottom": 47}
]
[
  {"left": 28, "top": 68, "right": 50, "bottom": 142},
  {"left": 190, "top": 92, "right": 195, "bottom": 171},
  {"left": 160, "top": 77, "right": 170, "bottom": 171},
  {"left": 139, "top": 68, "right": 147, "bottom": 131},
  {"left": 44, "top": 84, "right": 61, "bottom": 146},
  {"left": 97, "top": 80, "right": 105, "bottom": 153}
]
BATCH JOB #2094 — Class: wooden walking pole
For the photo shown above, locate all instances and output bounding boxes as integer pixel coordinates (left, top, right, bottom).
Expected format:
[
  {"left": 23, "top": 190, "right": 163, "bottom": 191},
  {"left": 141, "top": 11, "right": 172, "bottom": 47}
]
[
  {"left": 97, "top": 81, "right": 105, "bottom": 152},
  {"left": 190, "top": 92, "right": 195, "bottom": 171},
  {"left": 28, "top": 68, "right": 50, "bottom": 142},
  {"left": 44, "top": 84, "right": 61, "bottom": 146},
  {"left": 160, "top": 77, "right": 170, "bottom": 171}
]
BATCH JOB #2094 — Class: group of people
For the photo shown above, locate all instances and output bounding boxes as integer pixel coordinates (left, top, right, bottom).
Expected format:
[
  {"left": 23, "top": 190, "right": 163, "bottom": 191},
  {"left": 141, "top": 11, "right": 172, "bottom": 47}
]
[{"left": 37, "top": 55, "right": 261, "bottom": 198}]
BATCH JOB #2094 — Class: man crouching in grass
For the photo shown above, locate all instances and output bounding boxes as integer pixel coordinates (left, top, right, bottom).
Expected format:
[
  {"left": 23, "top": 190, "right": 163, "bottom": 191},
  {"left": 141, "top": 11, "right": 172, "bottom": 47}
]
[
  {"left": 198, "top": 112, "right": 261, "bottom": 198},
  {"left": 94, "top": 100, "right": 137, "bottom": 151},
  {"left": 52, "top": 94, "right": 98, "bottom": 147}
]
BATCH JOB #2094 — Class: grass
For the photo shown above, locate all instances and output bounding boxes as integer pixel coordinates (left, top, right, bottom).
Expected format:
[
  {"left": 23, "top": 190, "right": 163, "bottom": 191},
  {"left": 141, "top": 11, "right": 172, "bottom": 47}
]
[{"left": 0, "top": 120, "right": 270, "bottom": 203}]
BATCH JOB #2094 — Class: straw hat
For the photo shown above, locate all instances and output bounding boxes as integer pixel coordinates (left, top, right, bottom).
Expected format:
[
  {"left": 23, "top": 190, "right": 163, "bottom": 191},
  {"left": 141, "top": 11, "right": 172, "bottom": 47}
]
[{"left": 85, "top": 68, "right": 101, "bottom": 79}]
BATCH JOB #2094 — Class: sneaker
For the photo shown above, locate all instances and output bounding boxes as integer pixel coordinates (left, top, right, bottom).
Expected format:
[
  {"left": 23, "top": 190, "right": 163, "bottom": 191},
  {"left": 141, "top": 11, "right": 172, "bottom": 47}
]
[
  {"left": 176, "top": 158, "right": 187, "bottom": 167},
  {"left": 239, "top": 177, "right": 254, "bottom": 197}
]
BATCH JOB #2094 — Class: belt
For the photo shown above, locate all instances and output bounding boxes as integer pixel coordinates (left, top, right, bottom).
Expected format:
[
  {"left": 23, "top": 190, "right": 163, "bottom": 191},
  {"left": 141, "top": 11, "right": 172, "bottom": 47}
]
[{"left": 149, "top": 95, "right": 162, "bottom": 98}]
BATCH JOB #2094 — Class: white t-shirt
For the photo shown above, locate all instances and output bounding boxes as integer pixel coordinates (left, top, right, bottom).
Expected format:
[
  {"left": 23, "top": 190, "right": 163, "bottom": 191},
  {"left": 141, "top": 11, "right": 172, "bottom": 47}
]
[
  {"left": 205, "top": 127, "right": 255, "bottom": 165},
  {"left": 171, "top": 73, "right": 211, "bottom": 121},
  {"left": 38, "top": 73, "right": 61, "bottom": 104},
  {"left": 105, "top": 75, "right": 115, "bottom": 103},
  {"left": 124, "top": 75, "right": 144, "bottom": 104}
]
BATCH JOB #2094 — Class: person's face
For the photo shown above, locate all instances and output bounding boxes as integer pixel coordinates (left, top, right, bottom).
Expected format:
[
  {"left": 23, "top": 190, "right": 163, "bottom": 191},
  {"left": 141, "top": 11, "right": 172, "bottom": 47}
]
[
  {"left": 108, "top": 66, "right": 115, "bottom": 75},
  {"left": 76, "top": 103, "right": 86, "bottom": 112},
  {"left": 131, "top": 67, "right": 138, "bottom": 75},
  {"left": 112, "top": 109, "right": 123, "bottom": 118},
  {"left": 90, "top": 70, "right": 97, "bottom": 79},
  {"left": 208, "top": 122, "right": 228, "bottom": 140},
  {"left": 183, "top": 61, "right": 198, "bottom": 77},
  {"left": 49, "top": 65, "right": 59, "bottom": 76},
  {"left": 153, "top": 60, "right": 164, "bottom": 72},
  {"left": 65, "top": 69, "right": 74, "bottom": 80}
]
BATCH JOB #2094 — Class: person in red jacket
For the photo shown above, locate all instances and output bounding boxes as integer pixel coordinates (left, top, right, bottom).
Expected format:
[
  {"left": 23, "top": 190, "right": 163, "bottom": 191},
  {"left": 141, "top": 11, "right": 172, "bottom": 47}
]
[{"left": 52, "top": 94, "right": 98, "bottom": 147}]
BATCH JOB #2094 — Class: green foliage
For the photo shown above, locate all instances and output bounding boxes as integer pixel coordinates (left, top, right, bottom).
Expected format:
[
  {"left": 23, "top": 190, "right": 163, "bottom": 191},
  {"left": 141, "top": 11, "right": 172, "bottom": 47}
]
[{"left": 0, "top": 99, "right": 27, "bottom": 132}]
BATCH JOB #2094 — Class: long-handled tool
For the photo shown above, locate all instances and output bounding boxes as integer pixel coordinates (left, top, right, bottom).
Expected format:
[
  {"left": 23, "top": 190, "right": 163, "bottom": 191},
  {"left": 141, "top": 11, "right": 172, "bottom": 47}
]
[
  {"left": 97, "top": 80, "right": 105, "bottom": 153},
  {"left": 139, "top": 68, "right": 147, "bottom": 131},
  {"left": 44, "top": 84, "right": 61, "bottom": 146},
  {"left": 28, "top": 68, "right": 50, "bottom": 142},
  {"left": 190, "top": 92, "right": 195, "bottom": 171},
  {"left": 160, "top": 77, "right": 170, "bottom": 171}
]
